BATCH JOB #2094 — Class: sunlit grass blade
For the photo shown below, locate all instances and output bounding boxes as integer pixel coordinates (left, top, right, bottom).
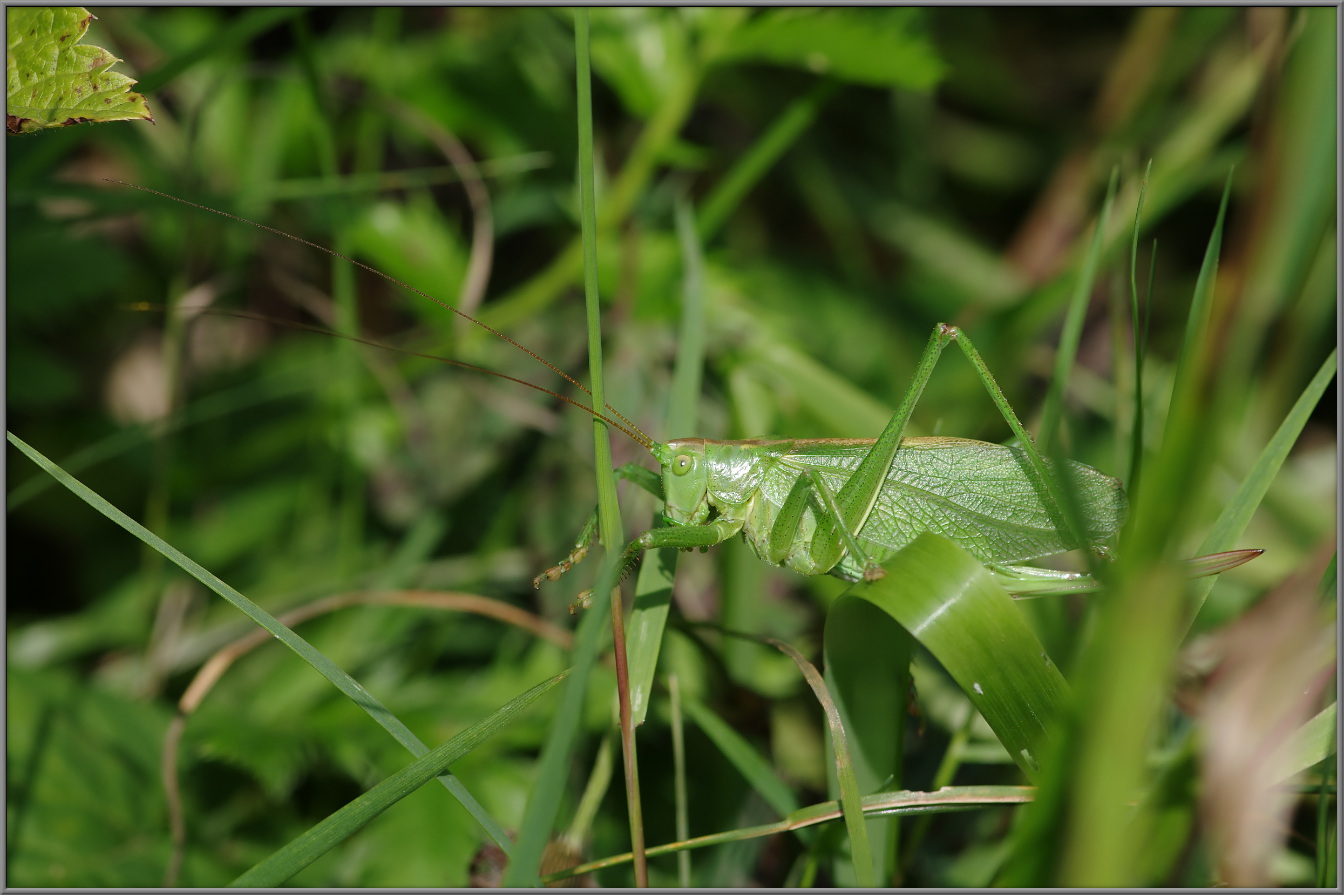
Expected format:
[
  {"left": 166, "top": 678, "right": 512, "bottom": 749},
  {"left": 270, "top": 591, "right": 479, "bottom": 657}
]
[
  {"left": 1272, "top": 702, "right": 1337, "bottom": 783},
  {"left": 847, "top": 533, "right": 1070, "bottom": 780},
  {"left": 231, "top": 670, "right": 568, "bottom": 887},
  {"left": 5, "top": 430, "right": 513, "bottom": 853}
]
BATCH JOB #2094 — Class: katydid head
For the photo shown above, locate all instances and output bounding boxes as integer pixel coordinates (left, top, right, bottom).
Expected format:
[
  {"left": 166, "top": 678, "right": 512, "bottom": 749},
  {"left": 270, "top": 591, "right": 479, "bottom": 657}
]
[{"left": 658, "top": 438, "right": 712, "bottom": 526}]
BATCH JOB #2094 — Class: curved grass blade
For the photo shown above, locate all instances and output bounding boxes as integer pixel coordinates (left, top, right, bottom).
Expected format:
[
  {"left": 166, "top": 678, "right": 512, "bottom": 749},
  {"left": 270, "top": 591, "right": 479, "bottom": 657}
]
[
  {"left": 767, "top": 636, "right": 875, "bottom": 887},
  {"left": 845, "top": 532, "right": 1070, "bottom": 781},
  {"left": 824, "top": 595, "right": 914, "bottom": 884},
  {"left": 231, "top": 670, "right": 568, "bottom": 887},
  {"left": 5, "top": 431, "right": 513, "bottom": 855}
]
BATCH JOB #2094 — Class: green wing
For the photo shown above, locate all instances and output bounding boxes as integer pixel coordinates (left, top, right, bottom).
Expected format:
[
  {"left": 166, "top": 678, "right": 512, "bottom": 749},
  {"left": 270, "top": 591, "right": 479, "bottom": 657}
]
[{"left": 767, "top": 437, "right": 1127, "bottom": 565}]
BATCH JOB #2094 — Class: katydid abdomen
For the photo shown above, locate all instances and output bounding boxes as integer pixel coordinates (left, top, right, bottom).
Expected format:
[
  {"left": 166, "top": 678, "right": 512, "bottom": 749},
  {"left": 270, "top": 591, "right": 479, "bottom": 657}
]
[{"left": 657, "top": 435, "right": 1126, "bottom": 583}]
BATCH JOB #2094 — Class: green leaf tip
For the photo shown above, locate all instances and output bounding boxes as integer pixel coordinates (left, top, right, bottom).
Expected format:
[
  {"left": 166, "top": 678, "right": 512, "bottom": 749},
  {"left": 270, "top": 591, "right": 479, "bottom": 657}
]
[{"left": 6, "top": 6, "right": 153, "bottom": 135}]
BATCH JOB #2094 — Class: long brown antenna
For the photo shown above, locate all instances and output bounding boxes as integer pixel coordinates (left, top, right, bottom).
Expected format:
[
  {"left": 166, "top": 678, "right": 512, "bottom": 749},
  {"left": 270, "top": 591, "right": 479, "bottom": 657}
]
[
  {"left": 124, "top": 303, "right": 652, "bottom": 449},
  {"left": 106, "top": 180, "right": 654, "bottom": 450}
]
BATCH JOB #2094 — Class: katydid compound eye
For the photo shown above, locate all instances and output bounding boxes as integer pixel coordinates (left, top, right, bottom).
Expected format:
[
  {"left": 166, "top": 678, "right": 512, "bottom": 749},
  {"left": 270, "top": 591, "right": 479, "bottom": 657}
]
[{"left": 672, "top": 455, "right": 694, "bottom": 476}]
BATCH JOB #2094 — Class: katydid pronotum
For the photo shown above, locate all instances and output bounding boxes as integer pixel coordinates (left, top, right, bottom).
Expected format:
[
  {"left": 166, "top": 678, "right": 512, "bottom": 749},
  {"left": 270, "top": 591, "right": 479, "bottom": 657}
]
[{"left": 116, "top": 182, "right": 1261, "bottom": 602}]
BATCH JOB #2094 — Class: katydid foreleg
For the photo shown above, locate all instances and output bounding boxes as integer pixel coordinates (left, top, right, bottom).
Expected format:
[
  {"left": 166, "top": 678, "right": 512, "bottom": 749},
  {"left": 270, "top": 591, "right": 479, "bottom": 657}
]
[{"left": 534, "top": 463, "right": 663, "bottom": 587}]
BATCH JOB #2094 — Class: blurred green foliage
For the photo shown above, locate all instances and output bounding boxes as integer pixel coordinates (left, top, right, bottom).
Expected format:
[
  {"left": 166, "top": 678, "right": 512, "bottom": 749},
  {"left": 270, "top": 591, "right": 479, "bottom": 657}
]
[{"left": 6, "top": 7, "right": 1335, "bottom": 887}]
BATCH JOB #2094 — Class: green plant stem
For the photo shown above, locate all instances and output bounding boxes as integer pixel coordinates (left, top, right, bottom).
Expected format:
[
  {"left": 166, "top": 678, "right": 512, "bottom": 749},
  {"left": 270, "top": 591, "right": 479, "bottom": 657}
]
[
  {"left": 669, "top": 675, "right": 692, "bottom": 887},
  {"left": 541, "top": 785, "right": 1035, "bottom": 883}
]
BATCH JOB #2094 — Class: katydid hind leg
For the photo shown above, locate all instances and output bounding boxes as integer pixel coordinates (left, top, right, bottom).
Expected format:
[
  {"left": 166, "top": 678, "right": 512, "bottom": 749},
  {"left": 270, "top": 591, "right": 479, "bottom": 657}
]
[
  {"left": 810, "top": 325, "right": 957, "bottom": 573},
  {"left": 992, "top": 548, "right": 1265, "bottom": 599},
  {"left": 940, "top": 326, "right": 1088, "bottom": 553},
  {"left": 814, "top": 323, "right": 1102, "bottom": 577},
  {"left": 987, "top": 562, "right": 1101, "bottom": 598}
]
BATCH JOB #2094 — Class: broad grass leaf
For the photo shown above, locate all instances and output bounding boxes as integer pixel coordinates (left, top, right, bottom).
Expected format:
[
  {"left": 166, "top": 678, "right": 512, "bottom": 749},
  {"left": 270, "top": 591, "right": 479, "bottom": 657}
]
[{"left": 843, "top": 533, "right": 1068, "bottom": 781}]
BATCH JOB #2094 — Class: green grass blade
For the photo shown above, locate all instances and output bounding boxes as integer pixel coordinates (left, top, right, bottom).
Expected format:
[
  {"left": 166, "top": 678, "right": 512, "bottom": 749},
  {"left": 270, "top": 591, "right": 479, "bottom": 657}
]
[
  {"left": 824, "top": 596, "right": 914, "bottom": 884},
  {"left": 564, "top": 732, "right": 615, "bottom": 850},
  {"left": 231, "top": 670, "right": 568, "bottom": 887},
  {"left": 681, "top": 695, "right": 801, "bottom": 821},
  {"left": 1038, "top": 167, "right": 1118, "bottom": 454},
  {"left": 505, "top": 13, "right": 637, "bottom": 885},
  {"left": 668, "top": 197, "right": 708, "bottom": 438},
  {"left": 505, "top": 562, "right": 615, "bottom": 886},
  {"left": 625, "top": 541, "right": 675, "bottom": 726},
  {"left": 1188, "top": 348, "right": 1338, "bottom": 615},
  {"left": 627, "top": 198, "right": 707, "bottom": 726},
  {"left": 1125, "top": 160, "right": 1154, "bottom": 492},
  {"left": 697, "top": 79, "right": 837, "bottom": 241},
  {"left": 1123, "top": 172, "right": 1233, "bottom": 559},
  {"left": 477, "top": 27, "right": 702, "bottom": 334},
  {"left": 848, "top": 533, "right": 1070, "bottom": 780},
  {"left": 574, "top": 11, "right": 645, "bottom": 885},
  {"left": 5, "top": 430, "right": 513, "bottom": 854},
  {"left": 1273, "top": 702, "right": 1338, "bottom": 783},
  {"left": 1010, "top": 177, "right": 1240, "bottom": 888},
  {"left": 669, "top": 676, "right": 692, "bottom": 886},
  {"left": 769, "top": 638, "right": 874, "bottom": 887},
  {"left": 574, "top": 14, "right": 622, "bottom": 562}
]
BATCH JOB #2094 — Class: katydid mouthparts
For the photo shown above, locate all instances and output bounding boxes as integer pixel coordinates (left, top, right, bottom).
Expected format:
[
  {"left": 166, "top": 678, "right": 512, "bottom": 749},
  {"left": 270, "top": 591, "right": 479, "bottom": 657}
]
[{"left": 113, "top": 181, "right": 1262, "bottom": 600}]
